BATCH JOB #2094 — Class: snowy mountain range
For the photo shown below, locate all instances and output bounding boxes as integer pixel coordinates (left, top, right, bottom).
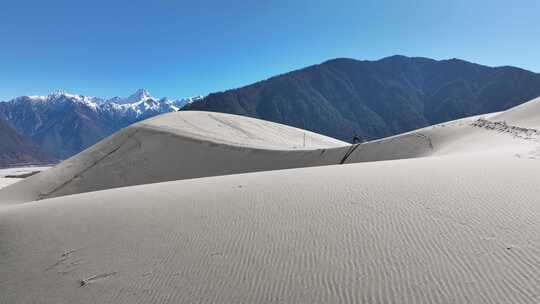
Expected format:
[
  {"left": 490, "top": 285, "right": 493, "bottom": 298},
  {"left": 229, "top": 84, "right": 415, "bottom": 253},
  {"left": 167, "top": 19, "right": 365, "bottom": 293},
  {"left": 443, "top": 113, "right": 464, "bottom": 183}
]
[
  {"left": 19, "top": 88, "right": 198, "bottom": 116},
  {"left": 0, "top": 89, "right": 202, "bottom": 159}
]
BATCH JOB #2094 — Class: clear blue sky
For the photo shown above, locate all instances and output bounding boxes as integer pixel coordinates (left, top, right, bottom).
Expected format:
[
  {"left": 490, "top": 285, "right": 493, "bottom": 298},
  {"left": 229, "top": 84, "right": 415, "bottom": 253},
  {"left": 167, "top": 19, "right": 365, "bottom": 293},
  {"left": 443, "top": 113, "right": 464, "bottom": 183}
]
[{"left": 1, "top": 0, "right": 539, "bottom": 100}]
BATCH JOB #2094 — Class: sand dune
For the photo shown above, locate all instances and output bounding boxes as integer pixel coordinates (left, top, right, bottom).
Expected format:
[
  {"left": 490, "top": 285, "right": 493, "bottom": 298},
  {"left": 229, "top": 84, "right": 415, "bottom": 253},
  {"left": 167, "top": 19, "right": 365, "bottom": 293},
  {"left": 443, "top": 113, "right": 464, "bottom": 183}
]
[
  {"left": 0, "top": 110, "right": 522, "bottom": 203},
  {"left": 1, "top": 97, "right": 540, "bottom": 303},
  {"left": 0, "top": 112, "right": 348, "bottom": 203},
  {"left": 491, "top": 96, "right": 540, "bottom": 129}
]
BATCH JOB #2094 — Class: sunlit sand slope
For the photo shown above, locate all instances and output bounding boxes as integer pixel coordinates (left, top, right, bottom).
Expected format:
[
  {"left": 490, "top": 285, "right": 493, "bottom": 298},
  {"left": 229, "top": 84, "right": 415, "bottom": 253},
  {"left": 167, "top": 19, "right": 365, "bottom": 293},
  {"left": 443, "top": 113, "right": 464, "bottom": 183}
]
[{"left": 1, "top": 151, "right": 539, "bottom": 303}]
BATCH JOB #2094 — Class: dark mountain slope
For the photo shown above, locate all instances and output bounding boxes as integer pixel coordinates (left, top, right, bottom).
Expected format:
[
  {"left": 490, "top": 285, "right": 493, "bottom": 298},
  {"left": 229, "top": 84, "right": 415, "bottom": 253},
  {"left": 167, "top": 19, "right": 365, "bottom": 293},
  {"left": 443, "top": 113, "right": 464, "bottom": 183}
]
[
  {"left": 183, "top": 56, "right": 540, "bottom": 141},
  {"left": 0, "top": 118, "right": 53, "bottom": 167},
  {"left": 0, "top": 96, "right": 117, "bottom": 159}
]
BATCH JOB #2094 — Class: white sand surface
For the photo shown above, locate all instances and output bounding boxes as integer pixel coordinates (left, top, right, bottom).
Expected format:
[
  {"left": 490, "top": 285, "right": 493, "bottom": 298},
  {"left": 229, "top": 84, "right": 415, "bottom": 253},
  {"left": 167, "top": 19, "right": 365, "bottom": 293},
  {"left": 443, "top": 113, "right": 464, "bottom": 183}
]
[
  {"left": 0, "top": 166, "right": 51, "bottom": 189},
  {"left": 1, "top": 152, "right": 540, "bottom": 303},
  {"left": 0, "top": 177, "right": 20, "bottom": 189},
  {"left": 1, "top": 97, "right": 540, "bottom": 303},
  {"left": 491, "top": 96, "right": 540, "bottom": 128}
]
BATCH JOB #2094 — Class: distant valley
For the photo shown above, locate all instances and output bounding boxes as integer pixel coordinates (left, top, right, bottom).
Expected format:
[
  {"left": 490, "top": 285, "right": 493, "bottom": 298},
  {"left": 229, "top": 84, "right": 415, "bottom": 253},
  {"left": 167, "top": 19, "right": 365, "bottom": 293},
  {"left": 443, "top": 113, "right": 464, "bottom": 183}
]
[{"left": 0, "top": 117, "right": 53, "bottom": 167}]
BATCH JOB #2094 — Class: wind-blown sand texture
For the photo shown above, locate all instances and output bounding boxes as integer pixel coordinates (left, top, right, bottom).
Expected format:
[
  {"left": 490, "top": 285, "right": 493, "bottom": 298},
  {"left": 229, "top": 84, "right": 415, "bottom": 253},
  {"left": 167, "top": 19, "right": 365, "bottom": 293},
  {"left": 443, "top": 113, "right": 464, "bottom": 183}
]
[{"left": 1, "top": 98, "right": 540, "bottom": 303}]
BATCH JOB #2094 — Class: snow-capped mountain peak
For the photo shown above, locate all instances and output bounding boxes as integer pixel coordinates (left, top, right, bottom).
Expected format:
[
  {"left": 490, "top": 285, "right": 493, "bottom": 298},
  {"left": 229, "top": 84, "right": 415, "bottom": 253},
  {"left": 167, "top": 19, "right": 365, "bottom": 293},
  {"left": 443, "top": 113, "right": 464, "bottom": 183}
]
[
  {"left": 42, "top": 90, "right": 101, "bottom": 110},
  {"left": 107, "top": 88, "right": 154, "bottom": 105},
  {"left": 0, "top": 89, "right": 203, "bottom": 159},
  {"left": 98, "top": 89, "right": 190, "bottom": 116},
  {"left": 132, "top": 88, "right": 151, "bottom": 100},
  {"left": 5, "top": 89, "right": 196, "bottom": 121},
  {"left": 19, "top": 90, "right": 81, "bottom": 102}
]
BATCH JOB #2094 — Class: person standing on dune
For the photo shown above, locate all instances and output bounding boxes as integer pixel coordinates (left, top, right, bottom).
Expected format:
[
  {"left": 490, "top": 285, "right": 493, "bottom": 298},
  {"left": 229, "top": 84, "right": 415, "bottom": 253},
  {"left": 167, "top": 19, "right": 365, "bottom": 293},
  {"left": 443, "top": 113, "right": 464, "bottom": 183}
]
[{"left": 352, "top": 131, "right": 362, "bottom": 144}]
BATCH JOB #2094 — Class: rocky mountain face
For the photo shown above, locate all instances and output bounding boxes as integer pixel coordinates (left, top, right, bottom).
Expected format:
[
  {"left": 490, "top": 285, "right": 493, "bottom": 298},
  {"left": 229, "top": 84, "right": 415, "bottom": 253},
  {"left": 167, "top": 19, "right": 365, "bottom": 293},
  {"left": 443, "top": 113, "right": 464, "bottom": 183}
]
[
  {"left": 0, "top": 117, "right": 54, "bottom": 167},
  {"left": 0, "top": 90, "right": 200, "bottom": 159},
  {"left": 183, "top": 55, "right": 540, "bottom": 142}
]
